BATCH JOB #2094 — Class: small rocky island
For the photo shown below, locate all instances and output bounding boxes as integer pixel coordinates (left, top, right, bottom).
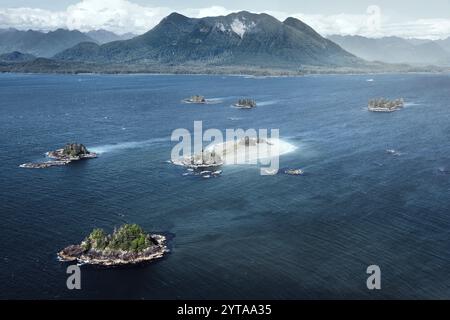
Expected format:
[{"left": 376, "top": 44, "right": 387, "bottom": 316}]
[
  {"left": 172, "top": 136, "right": 273, "bottom": 170},
  {"left": 174, "top": 149, "right": 224, "bottom": 169},
  {"left": 58, "top": 224, "right": 168, "bottom": 266},
  {"left": 285, "top": 168, "right": 304, "bottom": 175},
  {"left": 20, "top": 143, "right": 97, "bottom": 169},
  {"left": 234, "top": 98, "right": 257, "bottom": 109},
  {"left": 368, "top": 98, "right": 404, "bottom": 112},
  {"left": 183, "top": 95, "right": 207, "bottom": 104}
]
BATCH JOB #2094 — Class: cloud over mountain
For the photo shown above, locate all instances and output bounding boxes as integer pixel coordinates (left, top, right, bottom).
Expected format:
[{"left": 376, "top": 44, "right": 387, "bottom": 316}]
[{"left": 0, "top": 0, "right": 450, "bottom": 39}]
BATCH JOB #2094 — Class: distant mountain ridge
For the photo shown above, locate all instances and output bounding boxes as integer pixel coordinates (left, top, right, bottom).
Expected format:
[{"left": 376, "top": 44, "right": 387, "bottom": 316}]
[
  {"left": 3, "top": 11, "right": 450, "bottom": 74},
  {"left": 328, "top": 35, "right": 450, "bottom": 66},
  {"left": 0, "top": 28, "right": 96, "bottom": 57},
  {"left": 0, "top": 28, "right": 138, "bottom": 57},
  {"left": 435, "top": 37, "right": 450, "bottom": 53},
  {"left": 0, "top": 51, "right": 35, "bottom": 62},
  {"left": 54, "top": 11, "right": 363, "bottom": 68},
  {"left": 85, "top": 30, "right": 137, "bottom": 44}
]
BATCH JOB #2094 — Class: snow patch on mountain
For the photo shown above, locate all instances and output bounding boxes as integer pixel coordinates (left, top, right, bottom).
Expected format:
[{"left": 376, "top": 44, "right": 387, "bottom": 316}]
[
  {"left": 231, "top": 19, "right": 255, "bottom": 39},
  {"left": 215, "top": 22, "right": 227, "bottom": 32}
]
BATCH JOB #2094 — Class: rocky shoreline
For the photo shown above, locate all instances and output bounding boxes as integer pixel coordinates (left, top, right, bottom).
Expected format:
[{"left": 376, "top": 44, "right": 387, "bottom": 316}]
[
  {"left": 183, "top": 95, "right": 207, "bottom": 104},
  {"left": 58, "top": 234, "right": 168, "bottom": 266},
  {"left": 234, "top": 98, "right": 257, "bottom": 109},
  {"left": 19, "top": 160, "right": 72, "bottom": 169},
  {"left": 58, "top": 224, "right": 169, "bottom": 266},
  {"left": 20, "top": 143, "right": 97, "bottom": 169},
  {"left": 368, "top": 98, "right": 404, "bottom": 112},
  {"left": 285, "top": 168, "right": 304, "bottom": 176}
]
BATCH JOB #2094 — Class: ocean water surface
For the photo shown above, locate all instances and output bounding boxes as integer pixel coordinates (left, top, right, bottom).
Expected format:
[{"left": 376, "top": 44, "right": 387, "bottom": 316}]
[{"left": 0, "top": 73, "right": 449, "bottom": 299}]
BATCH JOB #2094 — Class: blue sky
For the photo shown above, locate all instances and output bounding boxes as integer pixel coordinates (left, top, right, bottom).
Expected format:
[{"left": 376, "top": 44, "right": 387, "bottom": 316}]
[{"left": 1, "top": 0, "right": 450, "bottom": 39}]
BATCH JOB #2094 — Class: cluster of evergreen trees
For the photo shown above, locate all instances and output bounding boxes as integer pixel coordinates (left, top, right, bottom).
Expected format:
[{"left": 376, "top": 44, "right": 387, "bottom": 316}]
[
  {"left": 62, "top": 143, "right": 89, "bottom": 157},
  {"left": 237, "top": 98, "right": 256, "bottom": 107},
  {"left": 82, "top": 224, "right": 152, "bottom": 253},
  {"left": 368, "top": 98, "right": 404, "bottom": 109}
]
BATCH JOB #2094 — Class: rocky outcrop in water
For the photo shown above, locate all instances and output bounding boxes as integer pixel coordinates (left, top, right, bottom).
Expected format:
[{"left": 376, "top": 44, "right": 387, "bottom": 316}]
[
  {"left": 173, "top": 149, "right": 223, "bottom": 169},
  {"left": 20, "top": 143, "right": 97, "bottom": 169},
  {"left": 284, "top": 168, "right": 304, "bottom": 175},
  {"left": 183, "top": 95, "right": 207, "bottom": 104},
  {"left": 47, "top": 143, "right": 96, "bottom": 159},
  {"left": 58, "top": 224, "right": 168, "bottom": 266},
  {"left": 368, "top": 98, "right": 404, "bottom": 112},
  {"left": 234, "top": 98, "right": 256, "bottom": 109}
]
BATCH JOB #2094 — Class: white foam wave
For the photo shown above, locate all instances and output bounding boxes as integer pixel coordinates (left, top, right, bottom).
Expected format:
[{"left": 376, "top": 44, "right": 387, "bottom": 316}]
[
  {"left": 257, "top": 100, "right": 279, "bottom": 106},
  {"left": 205, "top": 138, "right": 297, "bottom": 165},
  {"left": 243, "top": 75, "right": 269, "bottom": 79},
  {"left": 206, "top": 98, "right": 224, "bottom": 102},
  {"left": 404, "top": 102, "right": 420, "bottom": 107},
  {"left": 90, "top": 137, "right": 168, "bottom": 154}
]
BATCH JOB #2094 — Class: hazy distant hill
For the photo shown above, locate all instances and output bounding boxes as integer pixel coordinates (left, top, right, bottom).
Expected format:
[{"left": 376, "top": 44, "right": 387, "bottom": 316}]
[
  {"left": 405, "top": 38, "right": 431, "bottom": 46},
  {"left": 55, "top": 11, "right": 363, "bottom": 68},
  {"left": 85, "top": 30, "right": 137, "bottom": 44},
  {"left": 0, "top": 28, "right": 96, "bottom": 57},
  {"left": 328, "top": 35, "right": 450, "bottom": 65},
  {"left": 0, "top": 51, "right": 35, "bottom": 62},
  {"left": 435, "top": 37, "right": 450, "bottom": 53}
]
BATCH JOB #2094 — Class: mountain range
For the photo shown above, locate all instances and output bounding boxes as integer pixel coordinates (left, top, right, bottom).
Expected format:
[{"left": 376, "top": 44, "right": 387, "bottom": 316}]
[
  {"left": 85, "top": 30, "right": 137, "bottom": 44},
  {"left": 0, "top": 28, "right": 96, "bottom": 57},
  {"left": 54, "top": 11, "right": 363, "bottom": 68},
  {"left": 435, "top": 38, "right": 450, "bottom": 53},
  {"left": 0, "top": 51, "right": 35, "bottom": 62},
  {"left": 1, "top": 11, "right": 449, "bottom": 74},
  {"left": 0, "top": 28, "right": 137, "bottom": 57},
  {"left": 328, "top": 35, "right": 450, "bottom": 66}
]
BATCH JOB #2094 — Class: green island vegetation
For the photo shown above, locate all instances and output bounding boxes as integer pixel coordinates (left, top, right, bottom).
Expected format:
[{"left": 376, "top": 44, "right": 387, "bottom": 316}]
[
  {"left": 62, "top": 143, "right": 90, "bottom": 157},
  {"left": 58, "top": 223, "right": 167, "bottom": 265},
  {"left": 368, "top": 98, "right": 405, "bottom": 112},
  {"left": 187, "top": 95, "right": 206, "bottom": 103},
  {"left": 82, "top": 224, "right": 154, "bottom": 253},
  {"left": 235, "top": 98, "right": 257, "bottom": 108},
  {"left": 20, "top": 142, "right": 97, "bottom": 169}
]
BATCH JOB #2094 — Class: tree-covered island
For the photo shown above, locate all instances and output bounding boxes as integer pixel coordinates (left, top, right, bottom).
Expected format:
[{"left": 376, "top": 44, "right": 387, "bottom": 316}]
[
  {"left": 20, "top": 143, "right": 97, "bottom": 169},
  {"left": 58, "top": 224, "right": 168, "bottom": 266},
  {"left": 183, "top": 95, "right": 207, "bottom": 104},
  {"left": 234, "top": 98, "right": 257, "bottom": 109},
  {"left": 368, "top": 98, "right": 404, "bottom": 112}
]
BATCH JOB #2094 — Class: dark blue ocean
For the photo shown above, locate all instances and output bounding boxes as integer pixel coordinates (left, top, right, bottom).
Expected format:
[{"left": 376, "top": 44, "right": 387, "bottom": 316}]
[{"left": 0, "top": 73, "right": 449, "bottom": 299}]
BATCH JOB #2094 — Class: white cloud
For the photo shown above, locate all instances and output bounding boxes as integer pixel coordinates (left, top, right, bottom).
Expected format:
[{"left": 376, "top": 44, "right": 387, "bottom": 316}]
[
  {"left": 283, "top": 5, "right": 450, "bottom": 40},
  {"left": 0, "top": 0, "right": 171, "bottom": 34},
  {"left": 186, "top": 6, "right": 233, "bottom": 18},
  {"left": 65, "top": 0, "right": 169, "bottom": 34},
  {"left": 0, "top": 8, "right": 66, "bottom": 30},
  {"left": 0, "top": 0, "right": 449, "bottom": 39},
  {"left": 381, "top": 19, "right": 450, "bottom": 39},
  {"left": 283, "top": 5, "right": 386, "bottom": 38}
]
